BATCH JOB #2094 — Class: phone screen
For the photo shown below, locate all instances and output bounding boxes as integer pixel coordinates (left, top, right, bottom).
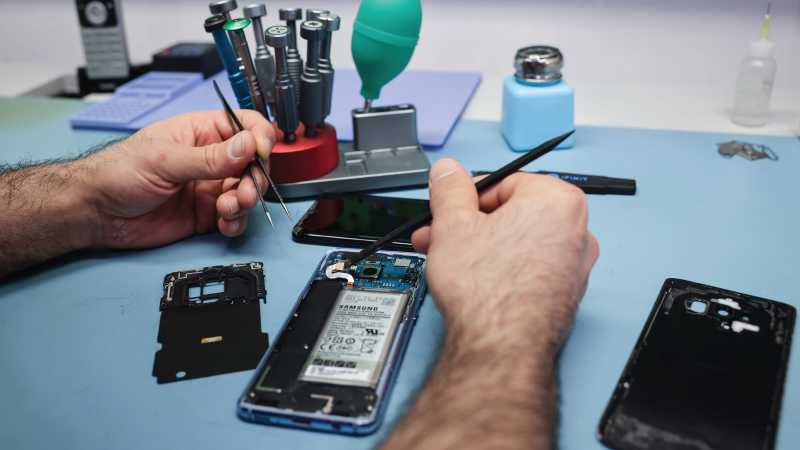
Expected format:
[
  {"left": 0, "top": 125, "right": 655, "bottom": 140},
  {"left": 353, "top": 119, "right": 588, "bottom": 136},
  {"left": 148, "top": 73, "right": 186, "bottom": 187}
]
[{"left": 292, "top": 194, "right": 430, "bottom": 249}]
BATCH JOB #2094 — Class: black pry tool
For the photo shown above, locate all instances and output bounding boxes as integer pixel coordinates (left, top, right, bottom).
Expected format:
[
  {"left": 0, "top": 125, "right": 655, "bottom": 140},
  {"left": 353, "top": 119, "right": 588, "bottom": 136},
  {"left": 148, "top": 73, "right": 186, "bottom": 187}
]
[
  {"left": 340, "top": 131, "right": 574, "bottom": 268},
  {"left": 471, "top": 170, "right": 636, "bottom": 195},
  {"left": 213, "top": 80, "right": 292, "bottom": 226}
]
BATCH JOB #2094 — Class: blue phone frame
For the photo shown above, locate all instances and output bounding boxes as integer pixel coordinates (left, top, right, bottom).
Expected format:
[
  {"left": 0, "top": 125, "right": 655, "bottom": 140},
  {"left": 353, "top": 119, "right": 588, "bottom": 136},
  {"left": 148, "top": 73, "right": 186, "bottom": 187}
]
[{"left": 237, "top": 248, "right": 428, "bottom": 435}]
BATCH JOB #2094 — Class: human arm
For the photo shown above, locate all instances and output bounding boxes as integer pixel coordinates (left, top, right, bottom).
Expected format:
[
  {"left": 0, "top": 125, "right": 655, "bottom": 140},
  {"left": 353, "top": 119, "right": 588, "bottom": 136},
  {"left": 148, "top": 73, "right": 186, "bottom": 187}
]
[
  {"left": 0, "top": 110, "right": 275, "bottom": 278},
  {"left": 380, "top": 158, "right": 599, "bottom": 450}
]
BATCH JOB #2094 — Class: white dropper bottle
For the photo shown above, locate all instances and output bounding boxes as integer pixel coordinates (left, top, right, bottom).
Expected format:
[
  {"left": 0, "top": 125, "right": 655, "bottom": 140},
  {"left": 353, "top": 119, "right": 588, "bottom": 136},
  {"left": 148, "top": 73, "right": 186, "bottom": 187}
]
[{"left": 731, "top": 4, "right": 776, "bottom": 127}]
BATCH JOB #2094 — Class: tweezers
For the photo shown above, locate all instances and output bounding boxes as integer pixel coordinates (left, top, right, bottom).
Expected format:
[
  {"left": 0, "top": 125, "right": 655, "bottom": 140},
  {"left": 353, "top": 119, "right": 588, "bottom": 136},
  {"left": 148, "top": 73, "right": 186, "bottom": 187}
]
[{"left": 213, "top": 80, "right": 292, "bottom": 228}]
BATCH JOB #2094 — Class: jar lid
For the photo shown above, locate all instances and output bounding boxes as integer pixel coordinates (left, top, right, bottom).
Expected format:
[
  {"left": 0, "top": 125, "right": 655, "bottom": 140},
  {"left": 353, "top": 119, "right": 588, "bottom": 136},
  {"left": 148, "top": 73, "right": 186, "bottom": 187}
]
[{"left": 514, "top": 46, "right": 563, "bottom": 83}]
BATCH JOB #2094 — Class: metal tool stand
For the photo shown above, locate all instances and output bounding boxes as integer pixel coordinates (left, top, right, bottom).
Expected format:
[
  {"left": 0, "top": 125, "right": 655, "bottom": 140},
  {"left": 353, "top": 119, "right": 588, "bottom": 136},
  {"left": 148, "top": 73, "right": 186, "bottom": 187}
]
[{"left": 264, "top": 104, "right": 430, "bottom": 200}]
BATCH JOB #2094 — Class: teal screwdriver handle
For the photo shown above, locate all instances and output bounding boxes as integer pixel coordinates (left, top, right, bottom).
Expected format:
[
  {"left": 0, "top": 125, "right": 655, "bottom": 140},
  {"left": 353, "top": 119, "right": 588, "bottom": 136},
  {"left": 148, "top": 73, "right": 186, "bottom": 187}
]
[
  {"left": 352, "top": 0, "right": 422, "bottom": 101},
  {"left": 204, "top": 15, "right": 254, "bottom": 110}
]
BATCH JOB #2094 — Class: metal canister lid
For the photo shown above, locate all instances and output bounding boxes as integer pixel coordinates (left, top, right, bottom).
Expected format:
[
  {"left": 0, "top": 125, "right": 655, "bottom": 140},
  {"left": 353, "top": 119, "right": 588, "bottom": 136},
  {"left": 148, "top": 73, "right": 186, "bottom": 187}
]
[{"left": 514, "top": 46, "right": 563, "bottom": 83}]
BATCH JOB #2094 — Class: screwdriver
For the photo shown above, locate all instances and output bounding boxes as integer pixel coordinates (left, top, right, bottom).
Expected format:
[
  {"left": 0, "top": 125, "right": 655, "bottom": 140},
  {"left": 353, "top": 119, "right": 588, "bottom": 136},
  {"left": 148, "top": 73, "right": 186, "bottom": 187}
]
[
  {"left": 316, "top": 13, "right": 340, "bottom": 128},
  {"left": 306, "top": 9, "right": 329, "bottom": 70},
  {"left": 279, "top": 8, "right": 303, "bottom": 105},
  {"left": 208, "top": 0, "right": 243, "bottom": 70},
  {"left": 242, "top": 4, "right": 276, "bottom": 118},
  {"left": 224, "top": 18, "right": 269, "bottom": 120},
  {"left": 306, "top": 9, "right": 329, "bottom": 21},
  {"left": 204, "top": 15, "right": 253, "bottom": 110},
  {"left": 265, "top": 25, "right": 300, "bottom": 143},
  {"left": 299, "top": 20, "right": 326, "bottom": 138}
]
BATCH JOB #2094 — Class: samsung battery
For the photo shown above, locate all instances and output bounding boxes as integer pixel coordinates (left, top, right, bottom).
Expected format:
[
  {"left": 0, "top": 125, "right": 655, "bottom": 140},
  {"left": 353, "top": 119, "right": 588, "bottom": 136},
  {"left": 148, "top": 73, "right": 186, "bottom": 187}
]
[{"left": 297, "top": 287, "right": 410, "bottom": 389}]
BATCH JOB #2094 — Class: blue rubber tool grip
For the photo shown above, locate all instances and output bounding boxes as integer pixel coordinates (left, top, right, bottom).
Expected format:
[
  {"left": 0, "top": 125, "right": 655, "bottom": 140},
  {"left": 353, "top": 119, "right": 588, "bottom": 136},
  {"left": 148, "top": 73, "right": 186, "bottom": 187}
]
[{"left": 211, "top": 30, "right": 254, "bottom": 110}]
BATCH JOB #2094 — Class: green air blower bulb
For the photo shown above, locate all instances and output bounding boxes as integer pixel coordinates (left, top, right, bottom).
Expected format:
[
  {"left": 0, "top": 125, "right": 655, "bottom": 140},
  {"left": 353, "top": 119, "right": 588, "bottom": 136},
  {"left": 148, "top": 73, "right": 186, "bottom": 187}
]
[{"left": 352, "top": 0, "right": 422, "bottom": 110}]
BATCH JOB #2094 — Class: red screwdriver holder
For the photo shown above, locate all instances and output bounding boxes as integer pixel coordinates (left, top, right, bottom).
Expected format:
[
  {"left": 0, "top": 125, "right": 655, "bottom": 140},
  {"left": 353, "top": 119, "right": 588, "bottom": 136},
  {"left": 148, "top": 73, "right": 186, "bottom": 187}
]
[{"left": 269, "top": 123, "right": 339, "bottom": 184}]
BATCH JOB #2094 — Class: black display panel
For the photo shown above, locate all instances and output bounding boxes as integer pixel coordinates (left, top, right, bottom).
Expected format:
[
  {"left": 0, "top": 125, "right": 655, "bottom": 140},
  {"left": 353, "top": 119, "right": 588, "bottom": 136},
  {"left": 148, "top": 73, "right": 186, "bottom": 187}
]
[{"left": 292, "top": 193, "right": 430, "bottom": 249}]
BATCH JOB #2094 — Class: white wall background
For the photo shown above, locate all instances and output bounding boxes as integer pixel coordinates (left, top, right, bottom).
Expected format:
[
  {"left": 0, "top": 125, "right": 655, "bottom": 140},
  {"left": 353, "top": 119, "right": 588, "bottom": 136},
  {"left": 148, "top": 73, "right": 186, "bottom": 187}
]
[{"left": 1, "top": 0, "right": 798, "bottom": 87}]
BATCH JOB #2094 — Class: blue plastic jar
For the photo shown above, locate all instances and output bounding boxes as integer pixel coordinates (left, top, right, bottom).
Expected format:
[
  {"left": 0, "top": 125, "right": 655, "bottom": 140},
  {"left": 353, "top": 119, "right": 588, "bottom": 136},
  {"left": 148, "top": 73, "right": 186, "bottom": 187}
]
[{"left": 500, "top": 46, "right": 574, "bottom": 151}]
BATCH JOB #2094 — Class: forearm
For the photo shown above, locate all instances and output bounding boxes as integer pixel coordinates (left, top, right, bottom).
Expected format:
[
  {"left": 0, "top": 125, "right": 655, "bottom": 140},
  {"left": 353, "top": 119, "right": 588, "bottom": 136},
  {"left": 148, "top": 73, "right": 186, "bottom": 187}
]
[
  {"left": 382, "top": 323, "right": 560, "bottom": 450},
  {"left": 0, "top": 160, "right": 98, "bottom": 277}
]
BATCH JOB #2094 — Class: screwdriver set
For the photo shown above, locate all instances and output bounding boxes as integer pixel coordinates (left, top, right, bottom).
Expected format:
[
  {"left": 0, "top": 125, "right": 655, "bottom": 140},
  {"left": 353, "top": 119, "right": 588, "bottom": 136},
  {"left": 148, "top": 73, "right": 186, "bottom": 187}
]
[
  {"left": 73, "top": 1, "right": 442, "bottom": 200},
  {"left": 201, "top": 1, "right": 431, "bottom": 200}
]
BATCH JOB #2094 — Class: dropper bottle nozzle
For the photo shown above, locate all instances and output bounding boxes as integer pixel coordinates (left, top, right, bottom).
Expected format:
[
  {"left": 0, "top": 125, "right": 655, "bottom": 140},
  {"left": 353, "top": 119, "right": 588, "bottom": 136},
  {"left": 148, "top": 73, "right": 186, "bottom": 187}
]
[{"left": 759, "top": 2, "right": 771, "bottom": 40}]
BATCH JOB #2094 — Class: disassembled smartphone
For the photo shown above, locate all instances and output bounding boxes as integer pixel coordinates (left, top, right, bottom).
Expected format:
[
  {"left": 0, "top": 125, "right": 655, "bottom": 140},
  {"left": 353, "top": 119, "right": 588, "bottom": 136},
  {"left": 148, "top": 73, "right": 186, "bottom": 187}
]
[
  {"left": 598, "top": 278, "right": 796, "bottom": 450},
  {"left": 238, "top": 248, "right": 427, "bottom": 435}
]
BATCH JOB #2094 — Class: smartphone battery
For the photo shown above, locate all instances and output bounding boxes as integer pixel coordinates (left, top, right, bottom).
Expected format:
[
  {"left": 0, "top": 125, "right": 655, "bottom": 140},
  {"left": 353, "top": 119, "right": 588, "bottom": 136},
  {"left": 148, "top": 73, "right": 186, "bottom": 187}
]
[{"left": 298, "top": 286, "right": 410, "bottom": 389}]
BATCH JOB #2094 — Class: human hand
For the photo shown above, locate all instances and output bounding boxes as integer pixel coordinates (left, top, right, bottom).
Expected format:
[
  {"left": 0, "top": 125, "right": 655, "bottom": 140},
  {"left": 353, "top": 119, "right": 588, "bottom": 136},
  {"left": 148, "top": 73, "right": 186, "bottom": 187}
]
[
  {"left": 411, "top": 158, "right": 599, "bottom": 354},
  {"left": 79, "top": 110, "right": 276, "bottom": 248}
]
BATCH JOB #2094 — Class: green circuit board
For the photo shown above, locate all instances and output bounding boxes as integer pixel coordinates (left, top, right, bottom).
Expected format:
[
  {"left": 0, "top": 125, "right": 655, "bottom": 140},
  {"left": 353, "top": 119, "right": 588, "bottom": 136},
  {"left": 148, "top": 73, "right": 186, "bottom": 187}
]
[{"left": 318, "top": 251, "right": 424, "bottom": 292}]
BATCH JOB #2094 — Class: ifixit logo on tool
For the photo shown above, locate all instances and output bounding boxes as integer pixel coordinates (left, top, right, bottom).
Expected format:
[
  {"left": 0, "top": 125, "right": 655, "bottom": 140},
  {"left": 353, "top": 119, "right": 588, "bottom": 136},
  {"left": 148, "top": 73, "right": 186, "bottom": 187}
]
[{"left": 547, "top": 173, "right": 588, "bottom": 182}]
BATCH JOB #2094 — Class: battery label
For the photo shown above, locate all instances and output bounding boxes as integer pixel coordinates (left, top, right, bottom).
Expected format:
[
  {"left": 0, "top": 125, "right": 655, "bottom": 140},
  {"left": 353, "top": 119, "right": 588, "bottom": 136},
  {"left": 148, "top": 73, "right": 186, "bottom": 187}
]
[
  {"left": 304, "top": 365, "right": 371, "bottom": 381},
  {"left": 298, "top": 287, "right": 409, "bottom": 388}
]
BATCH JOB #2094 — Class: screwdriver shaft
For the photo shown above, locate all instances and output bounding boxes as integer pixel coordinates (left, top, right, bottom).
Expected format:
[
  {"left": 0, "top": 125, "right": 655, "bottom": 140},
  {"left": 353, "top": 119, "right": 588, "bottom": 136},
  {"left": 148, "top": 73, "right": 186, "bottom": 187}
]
[
  {"left": 285, "top": 20, "right": 303, "bottom": 105},
  {"left": 250, "top": 16, "right": 276, "bottom": 108},
  {"left": 234, "top": 33, "right": 269, "bottom": 119},
  {"left": 272, "top": 45, "right": 299, "bottom": 143}
]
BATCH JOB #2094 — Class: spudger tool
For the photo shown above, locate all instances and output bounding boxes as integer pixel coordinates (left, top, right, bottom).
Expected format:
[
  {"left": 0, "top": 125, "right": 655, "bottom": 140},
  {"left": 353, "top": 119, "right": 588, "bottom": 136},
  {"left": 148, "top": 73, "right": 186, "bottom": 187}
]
[
  {"left": 340, "top": 130, "right": 574, "bottom": 268},
  {"left": 213, "top": 80, "right": 293, "bottom": 227},
  {"left": 471, "top": 170, "right": 637, "bottom": 195}
]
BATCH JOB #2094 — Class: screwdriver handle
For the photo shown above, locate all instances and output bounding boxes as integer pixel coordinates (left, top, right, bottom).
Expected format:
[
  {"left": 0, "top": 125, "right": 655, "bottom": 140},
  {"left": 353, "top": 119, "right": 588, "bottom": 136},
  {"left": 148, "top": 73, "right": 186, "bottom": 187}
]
[
  {"left": 209, "top": 1, "right": 244, "bottom": 69},
  {"left": 266, "top": 25, "right": 299, "bottom": 142},
  {"left": 318, "top": 60, "right": 333, "bottom": 122},
  {"left": 225, "top": 19, "right": 269, "bottom": 119},
  {"left": 317, "top": 14, "right": 340, "bottom": 123},
  {"left": 205, "top": 15, "right": 253, "bottom": 110},
  {"left": 306, "top": 9, "right": 329, "bottom": 20},
  {"left": 300, "top": 20, "right": 325, "bottom": 138},
  {"left": 280, "top": 8, "right": 304, "bottom": 106},
  {"left": 249, "top": 17, "right": 276, "bottom": 105}
]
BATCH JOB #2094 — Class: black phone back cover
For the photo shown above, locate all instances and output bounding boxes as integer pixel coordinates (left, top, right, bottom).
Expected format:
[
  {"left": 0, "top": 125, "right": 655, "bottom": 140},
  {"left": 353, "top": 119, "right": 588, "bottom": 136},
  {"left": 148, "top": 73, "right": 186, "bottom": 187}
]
[{"left": 598, "top": 278, "right": 795, "bottom": 450}]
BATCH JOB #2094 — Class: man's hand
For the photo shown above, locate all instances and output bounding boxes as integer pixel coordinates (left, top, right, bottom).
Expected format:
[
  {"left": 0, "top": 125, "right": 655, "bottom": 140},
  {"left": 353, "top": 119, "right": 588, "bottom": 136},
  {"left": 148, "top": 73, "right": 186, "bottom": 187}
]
[
  {"left": 83, "top": 110, "right": 276, "bottom": 247},
  {"left": 0, "top": 110, "right": 275, "bottom": 277},
  {"left": 382, "top": 158, "right": 599, "bottom": 450}
]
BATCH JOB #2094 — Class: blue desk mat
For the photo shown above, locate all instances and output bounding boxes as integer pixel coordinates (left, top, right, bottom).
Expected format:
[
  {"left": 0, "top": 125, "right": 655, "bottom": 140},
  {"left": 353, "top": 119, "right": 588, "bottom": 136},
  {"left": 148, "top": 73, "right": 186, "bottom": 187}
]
[
  {"left": 1, "top": 98, "right": 799, "bottom": 449},
  {"left": 71, "top": 68, "right": 481, "bottom": 148}
]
